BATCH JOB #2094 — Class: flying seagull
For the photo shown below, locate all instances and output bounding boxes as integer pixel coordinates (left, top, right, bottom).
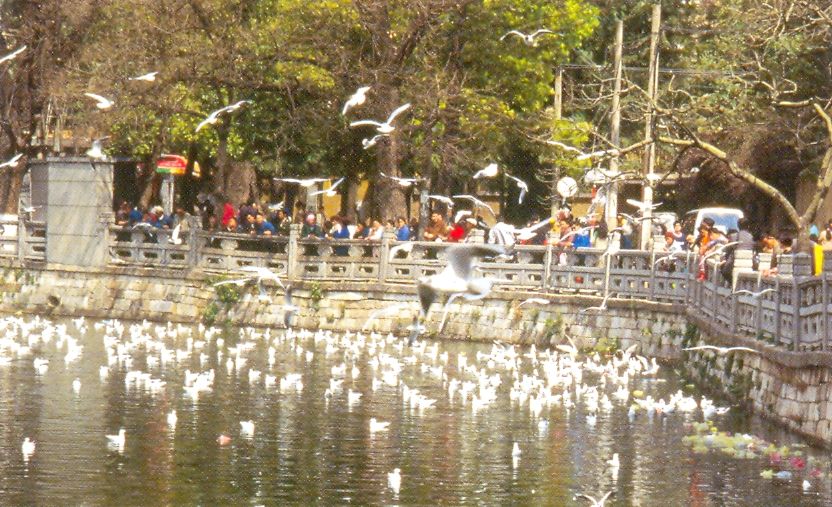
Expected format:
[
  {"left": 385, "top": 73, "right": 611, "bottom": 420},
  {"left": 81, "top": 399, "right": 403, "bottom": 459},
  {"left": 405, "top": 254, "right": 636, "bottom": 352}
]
[
  {"left": 342, "top": 86, "right": 371, "bottom": 115},
  {"left": 626, "top": 198, "right": 663, "bottom": 213},
  {"left": 452, "top": 194, "right": 495, "bottom": 217},
  {"left": 683, "top": 345, "right": 759, "bottom": 355},
  {"left": 473, "top": 163, "right": 499, "bottom": 179},
  {"left": 580, "top": 291, "right": 617, "bottom": 313},
  {"left": 273, "top": 177, "right": 330, "bottom": 188},
  {"left": 84, "top": 93, "right": 114, "bottom": 110},
  {"left": 388, "top": 242, "right": 415, "bottom": 260},
  {"left": 0, "top": 153, "right": 23, "bottom": 169},
  {"left": 500, "top": 29, "right": 557, "bottom": 46},
  {"left": 519, "top": 297, "right": 550, "bottom": 306},
  {"left": 0, "top": 45, "right": 26, "bottom": 65},
  {"left": 417, "top": 243, "right": 506, "bottom": 317},
  {"left": 86, "top": 137, "right": 108, "bottom": 161},
  {"left": 733, "top": 288, "right": 776, "bottom": 298},
  {"left": 129, "top": 71, "right": 158, "bottom": 82},
  {"left": 350, "top": 103, "right": 411, "bottom": 134},
  {"left": 505, "top": 174, "right": 528, "bottom": 204},
  {"left": 381, "top": 172, "right": 423, "bottom": 187},
  {"left": 362, "top": 302, "right": 413, "bottom": 330},
  {"left": 195, "top": 100, "right": 252, "bottom": 132},
  {"left": 574, "top": 491, "right": 614, "bottom": 507},
  {"left": 427, "top": 195, "right": 455, "bottom": 207},
  {"left": 514, "top": 217, "right": 553, "bottom": 241},
  {"left": 362, "top": 134, "right": 389, "bottom": 149},
  {"left": 310, "top": 177, "right": 345, "bottom": 197}
]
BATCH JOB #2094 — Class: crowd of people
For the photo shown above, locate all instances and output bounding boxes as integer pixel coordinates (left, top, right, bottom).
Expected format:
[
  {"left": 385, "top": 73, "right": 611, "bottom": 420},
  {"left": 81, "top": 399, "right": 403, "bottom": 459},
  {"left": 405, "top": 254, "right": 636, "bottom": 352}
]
[{"left": 113, "top": 198, "right": 832, "bottom": 278}]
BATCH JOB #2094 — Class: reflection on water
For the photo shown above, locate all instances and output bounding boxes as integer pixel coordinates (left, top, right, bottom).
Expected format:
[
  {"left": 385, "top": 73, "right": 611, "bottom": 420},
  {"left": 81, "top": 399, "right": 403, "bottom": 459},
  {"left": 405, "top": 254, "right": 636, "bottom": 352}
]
[{"left": 0, "top": 316, "right": 829, "bottom": 506}]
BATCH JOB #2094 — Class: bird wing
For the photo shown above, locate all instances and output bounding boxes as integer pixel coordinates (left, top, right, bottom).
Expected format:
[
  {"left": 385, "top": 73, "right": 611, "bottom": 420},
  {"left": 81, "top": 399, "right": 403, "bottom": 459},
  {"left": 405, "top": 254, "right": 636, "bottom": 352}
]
[
  {"left": 574, "top": 494, "right": 597, "bottom": 505},
  {"left": 84, "top": 93, "right": 111, "bottom": 105},
  {"left": 428, "top": 195, "right": 453, "bottom": 205},
  {"left": 733, "top": 290, "right": 752, "bottom": 296},
  {"left": 350, "top": 120, "right": 384, "bottom": 128},
  {"left": 500, "top": 30, "right": 526, "bottom": 41},
  {"left": 386, "top": 103, "right": 412, "bottom": 124},
  {"left": 683, "top": 345, "right": 717, "bottom": 352},
  {"left": 0, "top": 153, "right": 22, "bottom": 168},
  {"left": 0, "top": 45, "right": 26, "bottom": 64},
  {"left": 195, "top": 116, "right": 215, "bottom": 132},
  {"left": 446, "top": 244, "right": 505, "bottom": 280},
  {"left": 328, "top": 177, "right": 346, "bottom": 191},
  {"left": 417, "top": 281, "right": 437, "bottom": 317},
  {"left": 531, "top": 29, "right": 556, "bottom": 37},
  {"left": 728, "top": 347, "right": 759, "bottom": 353},
  {"left": 599, "top": 491, "right": 614, "bottom": 504},
  {"left": 170, "top": 223, "right": 182, "bottom": 245},
  {"left": 273, "top": 178, "right": 302, "bottom": 184},
  {"left": 283, "top": 286, "right": 293, "bottom": 306}
]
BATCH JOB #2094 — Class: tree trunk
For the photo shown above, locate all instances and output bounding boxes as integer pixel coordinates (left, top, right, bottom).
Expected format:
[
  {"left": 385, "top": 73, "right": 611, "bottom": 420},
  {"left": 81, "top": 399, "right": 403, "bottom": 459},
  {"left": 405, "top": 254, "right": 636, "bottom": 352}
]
[{"left": 372, "top": 133, "right": 407, "bottom": 221}]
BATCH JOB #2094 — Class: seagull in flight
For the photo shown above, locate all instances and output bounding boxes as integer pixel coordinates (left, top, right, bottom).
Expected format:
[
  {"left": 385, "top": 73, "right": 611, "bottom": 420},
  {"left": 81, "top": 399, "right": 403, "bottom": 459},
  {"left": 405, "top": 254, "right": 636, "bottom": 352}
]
[
  {"left": 273, "top": 177, "right": 330, "bottom": 188},
  {"left": 500, "top": 29, "right": 557, "bottom": 46},
  {"left": 452, "top": 195, "right": 495, "bottom": 217},
  {"left": 0, "top": 46, "right": 26, "bottom": 65},
  {"left": 195, "top": 100, "right": 252, "bottom": 132},
  {"left": 310, "top": 177, "right": 345, "bottom": 197},
  {"left": 380, "top": 172, "right": 423, "bottom": 187},
  {"left": 362, "top": 133, "right": 389, "bottom": 149},
  {"left": 733, "top": 288, "right": 776, "bottom": 298},
  {"left": 129, "top": 71, "right": 158, "bottom": 82},
  {"left": 473, "top": 163, "right": 499, "bottom": 179},
  {"left": 580, "top": 291, "right": 617, "bottom": 313},
  {"left": 417, "top": 243, "right": 505, "bottom": 318},
  {"left": 519, "top": 297, "right": 549, "bottom": 306},
  {"left": 626, "top": 198, "right": 663, "bottom": 213},
  {"left": 427, "top": 195, "right": 455, "bottom": 208},
  {"left": 86, "top": 137, "right": 109, "bottom": 161},
  {"left": 362, "top": 302, "right": 413, "bottom": 330},
  {"left": 350, "top": 103, "right": 411, "bottom": 134},
  {"left": 683, "top": 345, "right": 759, "bottom": 355},
  {"left": 506, "top": 175, "right": 528, "bottom": 204},
  {"left": 84, "top": 93, "right": 114, "bottom": 110},
  {"left": 342, "top": 86, "right": 371, "bottom": 115},
  {"left": 0, "top": 154, "right": 23, "bottom": 168},
  {"left": 389, "top": 242, "right": 415, "bottom": 260},
  {"left": 574, "top": 491, "right": 614, "bottom": 507},
  {"left": 514, "top": 217, "right": 553, "bottom": 241}
]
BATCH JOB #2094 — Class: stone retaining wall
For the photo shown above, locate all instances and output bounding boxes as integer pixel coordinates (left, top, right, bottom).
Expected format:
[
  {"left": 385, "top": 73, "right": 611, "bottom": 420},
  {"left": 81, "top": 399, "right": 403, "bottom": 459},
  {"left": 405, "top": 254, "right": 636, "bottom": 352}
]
[{"left": 0, "top": 262, "right": 829, "bottom": 445}]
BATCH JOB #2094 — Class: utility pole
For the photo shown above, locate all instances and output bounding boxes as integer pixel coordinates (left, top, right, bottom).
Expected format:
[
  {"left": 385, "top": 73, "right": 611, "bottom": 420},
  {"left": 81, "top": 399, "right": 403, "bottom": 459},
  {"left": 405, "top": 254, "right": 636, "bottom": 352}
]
[
  {"left": 551, "top": 67, "right": 563, "bottom": 216},
  {"left": 606, "top": 20, "right": 624, "bottom": 233},
  {"left": 640, "top": 4, "right": 661, "bottom": 250}
]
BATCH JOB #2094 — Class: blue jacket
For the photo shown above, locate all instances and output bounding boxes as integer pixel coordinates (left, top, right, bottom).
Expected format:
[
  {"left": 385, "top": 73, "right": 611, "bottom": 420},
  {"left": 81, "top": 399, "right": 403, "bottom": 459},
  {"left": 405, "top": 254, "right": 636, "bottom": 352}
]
[{"left": 395, "top": 225, "right": 411, "bottom": 241}]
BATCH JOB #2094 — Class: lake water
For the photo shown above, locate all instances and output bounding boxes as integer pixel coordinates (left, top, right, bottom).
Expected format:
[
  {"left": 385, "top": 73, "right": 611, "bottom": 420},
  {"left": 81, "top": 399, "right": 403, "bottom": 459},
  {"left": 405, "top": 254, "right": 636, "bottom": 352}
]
[{"left": 0, "top": 316, "right": 829, "bottom": 506}]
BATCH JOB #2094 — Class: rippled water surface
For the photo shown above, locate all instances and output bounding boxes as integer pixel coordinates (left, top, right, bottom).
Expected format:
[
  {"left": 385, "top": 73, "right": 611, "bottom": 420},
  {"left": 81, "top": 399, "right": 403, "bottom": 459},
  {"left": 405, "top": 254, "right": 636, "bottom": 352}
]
[{"left": 0, "top": 316, "right": 829, "bottom": 506}]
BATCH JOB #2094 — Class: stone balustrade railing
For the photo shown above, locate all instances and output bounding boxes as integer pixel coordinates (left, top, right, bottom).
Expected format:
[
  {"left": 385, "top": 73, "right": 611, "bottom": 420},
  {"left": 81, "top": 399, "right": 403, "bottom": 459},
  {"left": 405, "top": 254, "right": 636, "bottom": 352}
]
[{"left": 0, "top": 215, "right": 828, "bottom": 353}]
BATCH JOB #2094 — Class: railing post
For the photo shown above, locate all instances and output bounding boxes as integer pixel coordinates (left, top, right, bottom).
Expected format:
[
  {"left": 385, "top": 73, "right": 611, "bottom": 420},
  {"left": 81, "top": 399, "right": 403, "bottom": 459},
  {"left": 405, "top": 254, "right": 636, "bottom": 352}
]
[
  {"left": 287, "top": 224, "right": 300, "bottom": 282},
  {"left": 822, "top": 271, "right": 828, "bottom": 352},
  {"left": 187, "top": 216, "right": 201, "bottom": 268},
  {"left": 731, "top": 288, "right": 739, "bottom": 334},
  {"left": 774, "top": 277, "right": 782, "bottom": 343},
  {"left": 468, "top": 228, "right": 485, "bottom": 244},
  {"left": 792, "top": 253, "right": 812, "bottom": 350},
  {"left": 543, "top": 236, "right": 554, "bottom": 291},
  {"left": 378, "top": 229, "right": 392, "bottom": 283},
  {"left": 99, "top": 211, "right": 115, "bottom": 267},
  {"left": 16, "top": 217, "right": 26, "bottom": 264},
  {"left": 648, "top": 248, "right": 656, "bottom": 300}
]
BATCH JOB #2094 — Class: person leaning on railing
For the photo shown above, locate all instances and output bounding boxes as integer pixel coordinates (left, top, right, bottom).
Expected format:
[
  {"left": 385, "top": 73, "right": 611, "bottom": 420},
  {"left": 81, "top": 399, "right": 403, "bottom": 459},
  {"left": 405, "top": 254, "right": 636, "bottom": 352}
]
[{"left": 422, "top": 212, "right": 448, "bottom": 242}]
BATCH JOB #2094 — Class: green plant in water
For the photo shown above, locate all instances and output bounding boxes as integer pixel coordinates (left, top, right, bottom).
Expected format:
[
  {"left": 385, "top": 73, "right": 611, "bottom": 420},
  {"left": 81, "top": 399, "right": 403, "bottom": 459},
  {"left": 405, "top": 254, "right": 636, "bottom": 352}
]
[
  {"left": 593, "top": 335, "right": 620, "bottom": 355},
  {"left": 203, "top": 301, "right": 219, "bottom": 326}
]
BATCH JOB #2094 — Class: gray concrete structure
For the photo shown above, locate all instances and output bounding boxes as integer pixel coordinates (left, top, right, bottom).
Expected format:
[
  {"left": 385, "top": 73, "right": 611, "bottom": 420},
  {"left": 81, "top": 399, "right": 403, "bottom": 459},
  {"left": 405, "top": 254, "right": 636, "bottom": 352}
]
[{"left": 28, "top": 157, "right": 113, "bottom": 267}]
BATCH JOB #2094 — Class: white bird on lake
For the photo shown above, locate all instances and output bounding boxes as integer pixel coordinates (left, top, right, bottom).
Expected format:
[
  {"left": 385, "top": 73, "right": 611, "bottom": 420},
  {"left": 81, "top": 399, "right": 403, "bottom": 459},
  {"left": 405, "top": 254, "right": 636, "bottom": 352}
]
[
  {"left": 512, "top": 442, "right": 522, "bottom": 457},
  {"left": 350, "top": 103, "right": 411, "bottom": 134},
  {"left": 452, "top": 195, "right": 495, "bottom": 217},
  {"left": 129, "top": 71, "right": 158, "bottom": 82},
  {"left": 342, "top": 86, "right": 371, "bottom": 115},
  {"left": 106, "top": 429, "right": 126, "bottom": 451},
  {"left": 575, "top": 491, "right": 614, "bottom": 506},
  {"left": 683, "top": 345, "right": 759, "bottom": 355},
  {"left": 273, "top": 177, "right": 330, "bottom": 188},
  {"left": 506, "top": 174, "right": 528, "bottom": 204},
  {"left": 21, "top": 438, "right": 35, "bottom": 461},
  {"left": 387, "top": 468, "right": 401, "bottom": 495},
  {"left": 310, "top": 177, "right": 345, "bottom": 197},
  {"left": 0, "top": 153, "right": 23, "bottom": 168},
  {"left": 240, "top": 420, "right": 255, "bottom": 438},
  {"left": 362, "top": 133, "right": 389, "bottom": 149},
  {"left": 380, "top": 172, "right": 423, "bottom": 187},
  {"left": 500, "top": 29, "right": 557, "bottom": 46},
  {"left": 72, "top": 378, "right": 81, "bottom": 394},
  {"left": 167, "top": 410, "right": 177, "bottom": 429},
  {"left": 0, "top": 45, "right": 26, "bottom": 65},
  {"left": 473, "top": 163, "right": 498, "bottom": 179},
  {"left": 195, "top": 100, "right": 252, "bottom": 132},
  {"left": 369, "top": 417, "right": 390, "bottom": 433},
  {"left": 84, "top": 93, "right": 114, "bottom": 110}
]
